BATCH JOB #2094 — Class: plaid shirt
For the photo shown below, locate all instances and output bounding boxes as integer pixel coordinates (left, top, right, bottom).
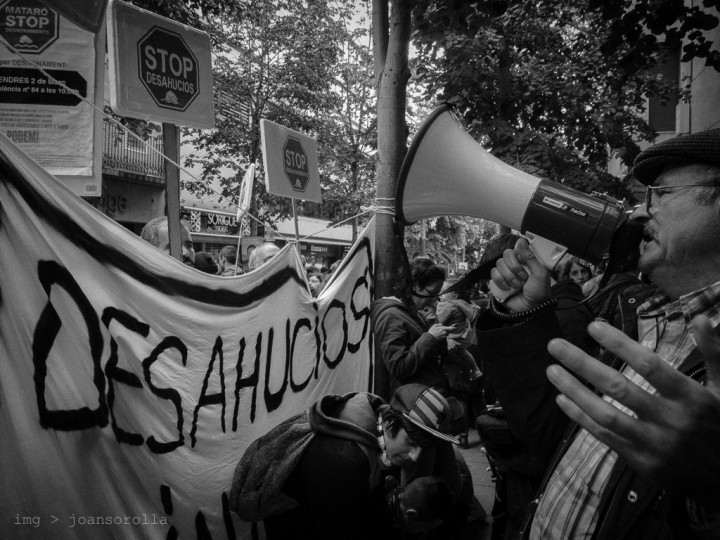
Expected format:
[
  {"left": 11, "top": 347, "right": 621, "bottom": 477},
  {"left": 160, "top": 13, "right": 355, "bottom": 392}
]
[{"left": 530, "top": 280, "right": 720, "bottom": 540}]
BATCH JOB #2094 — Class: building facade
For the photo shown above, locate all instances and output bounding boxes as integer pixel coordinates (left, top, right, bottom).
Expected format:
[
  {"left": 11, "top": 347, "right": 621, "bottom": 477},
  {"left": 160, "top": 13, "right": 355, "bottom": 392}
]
[
  {"left": 608, "top": 1, "right": 720, "bottom": 186},
  {"left": 181, "top": 206, "right": 352, "bottom": 269}
]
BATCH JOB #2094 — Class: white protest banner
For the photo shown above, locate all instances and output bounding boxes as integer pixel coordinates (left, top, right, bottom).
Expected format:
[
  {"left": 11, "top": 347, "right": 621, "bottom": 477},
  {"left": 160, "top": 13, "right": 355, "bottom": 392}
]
[{"left": 0, "top": 132, "right": 376, "bottom": 539}]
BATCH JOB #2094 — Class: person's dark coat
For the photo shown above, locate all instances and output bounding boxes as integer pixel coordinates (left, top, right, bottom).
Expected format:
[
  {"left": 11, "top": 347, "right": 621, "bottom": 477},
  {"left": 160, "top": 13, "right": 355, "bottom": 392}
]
[
  {"left": 476, "top": 287, "right": 703, "bottom": 540},
  {"left": 231, "top": 392, "right": 391, "bottom": 540},
  {"left": 371, "top": 297, "right": 449, "bottom": 394}
]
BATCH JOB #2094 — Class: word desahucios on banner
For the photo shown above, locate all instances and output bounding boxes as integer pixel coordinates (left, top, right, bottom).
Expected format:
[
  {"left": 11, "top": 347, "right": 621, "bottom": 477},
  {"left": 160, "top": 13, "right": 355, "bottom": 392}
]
[{"left": 0, "top": 132, "right": 375, "bottom": 539}]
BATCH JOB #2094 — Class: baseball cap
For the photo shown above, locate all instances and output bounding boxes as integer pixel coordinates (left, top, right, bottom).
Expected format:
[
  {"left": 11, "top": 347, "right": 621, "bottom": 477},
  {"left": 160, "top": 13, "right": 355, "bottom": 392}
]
[
  {"left": 390, "top": 384, "right": 460, "bottom": 445},
  {"left": 632, "top": 128, "right": 720, "bottom": 185}
]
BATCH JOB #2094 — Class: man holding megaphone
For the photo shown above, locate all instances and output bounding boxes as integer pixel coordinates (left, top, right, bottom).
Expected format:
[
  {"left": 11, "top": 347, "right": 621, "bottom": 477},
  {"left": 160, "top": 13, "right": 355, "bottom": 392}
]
[{"left": 473, "top": 129, "right": 720, "bottom": 539}]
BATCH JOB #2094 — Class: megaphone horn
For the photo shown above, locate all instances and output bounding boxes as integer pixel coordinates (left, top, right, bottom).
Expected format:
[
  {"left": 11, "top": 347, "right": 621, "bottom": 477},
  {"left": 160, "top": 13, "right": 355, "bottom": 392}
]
[{"left": 395, "top": 104, "right": 625, "bottom": 268}]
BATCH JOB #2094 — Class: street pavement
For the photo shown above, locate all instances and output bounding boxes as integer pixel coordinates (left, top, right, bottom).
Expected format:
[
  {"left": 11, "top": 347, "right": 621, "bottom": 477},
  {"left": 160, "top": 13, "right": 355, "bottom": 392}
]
[{"left": 456, "top": 429, "right": 496, "bottom": 540}]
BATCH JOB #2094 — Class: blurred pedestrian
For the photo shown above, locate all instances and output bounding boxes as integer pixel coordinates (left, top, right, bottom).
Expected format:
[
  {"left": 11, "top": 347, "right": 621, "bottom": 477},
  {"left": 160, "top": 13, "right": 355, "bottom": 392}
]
[
  {"left": 370, "top": 257, "right": 455, "bottom": 396},
  {"left": 218, "top": 245, "right": 242, "bottom": 276},
  {"left": 248, "top": 242, "right": 280, "bottom": 271},
  {"left": 140, "top": 216, "right": 195, "bottom": 266},
  {"left": 307, "top": 272, "right": 323, "bottom": 297},
  {"left": 194, "top": 251, "right": 218, "bottom": 274}
]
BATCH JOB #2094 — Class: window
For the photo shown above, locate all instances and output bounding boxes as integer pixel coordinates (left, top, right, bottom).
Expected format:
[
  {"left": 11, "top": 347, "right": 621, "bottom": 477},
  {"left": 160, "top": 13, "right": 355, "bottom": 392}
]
[{"left": 648, "top": 44, "right": 680, "bottom": 132}]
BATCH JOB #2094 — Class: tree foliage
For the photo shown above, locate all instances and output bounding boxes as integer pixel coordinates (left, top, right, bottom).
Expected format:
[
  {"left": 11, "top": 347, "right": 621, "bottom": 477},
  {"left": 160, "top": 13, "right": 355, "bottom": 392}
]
[
  {"left": 402, "top": 0, "right": 718, "bottom": 267},
  {"left": 410, "top": 0, "right": 718, "bottom": 198},
  {"left": 311, "top": 28, "right": 378, "bottom": 240},
  {"left": 129, "top": 0, "right": 249, "bottom": 27},
  {"left": 394, "top": 0, "right": 720, "bottom": 268},
  {"left": 168, "top": 0, "right": 376, "bottom": 236},
  {"left": 178, "top": 1, "right": 342, "bottom": 226},
  {"left": 404, "top": 217, "right": 499, "bottom": 272}
]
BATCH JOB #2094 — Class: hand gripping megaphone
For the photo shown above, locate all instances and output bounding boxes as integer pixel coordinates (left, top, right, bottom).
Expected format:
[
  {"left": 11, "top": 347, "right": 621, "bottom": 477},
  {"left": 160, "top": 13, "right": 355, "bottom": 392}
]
[{"left": 395, "top": 104, "right": 634, "bottom": 300}]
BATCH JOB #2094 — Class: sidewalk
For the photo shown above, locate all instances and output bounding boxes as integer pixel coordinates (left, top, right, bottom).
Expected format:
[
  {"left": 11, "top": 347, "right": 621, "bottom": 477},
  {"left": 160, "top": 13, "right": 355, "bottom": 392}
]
[{"left": 457, "top": 429, "right": 496, "bottom": 540}]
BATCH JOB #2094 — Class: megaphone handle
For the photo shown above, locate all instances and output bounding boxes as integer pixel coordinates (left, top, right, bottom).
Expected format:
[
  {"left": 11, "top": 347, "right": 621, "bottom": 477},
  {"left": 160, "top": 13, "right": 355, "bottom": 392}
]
[{"left": 489, "top": 233, "right": 568, "bottom": 303}]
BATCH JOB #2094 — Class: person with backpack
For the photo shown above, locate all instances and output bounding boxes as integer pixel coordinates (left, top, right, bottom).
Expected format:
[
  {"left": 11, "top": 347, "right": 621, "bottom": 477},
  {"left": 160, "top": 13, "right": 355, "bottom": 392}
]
[{"left": 229, "top": 383, "right": 461, "bottom": 539}]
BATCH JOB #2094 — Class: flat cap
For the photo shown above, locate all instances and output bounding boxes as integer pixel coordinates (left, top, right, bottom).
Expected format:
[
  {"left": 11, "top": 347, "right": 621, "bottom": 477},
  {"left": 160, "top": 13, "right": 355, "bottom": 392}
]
[{"left": 632, "top": 128, "right": 720, "bottom": 185}]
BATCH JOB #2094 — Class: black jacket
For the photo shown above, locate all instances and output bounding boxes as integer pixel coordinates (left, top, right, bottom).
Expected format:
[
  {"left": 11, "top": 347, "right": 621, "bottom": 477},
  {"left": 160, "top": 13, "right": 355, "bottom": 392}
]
[
  {"left": 370, "top": 297, "right": 448, "bottom": 394},
  {"left": 476, "top": 286, "right": 703, "bottom": 540}
]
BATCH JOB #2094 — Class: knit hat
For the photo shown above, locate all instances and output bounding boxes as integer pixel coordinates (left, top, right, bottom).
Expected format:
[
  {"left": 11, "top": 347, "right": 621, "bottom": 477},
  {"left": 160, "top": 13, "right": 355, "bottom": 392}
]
[
  {"left": 390, "top": 384, "right": 460, "bottom": 445},
  {"left": 632, "top": 129, "right": 720, "bottom": 185}
]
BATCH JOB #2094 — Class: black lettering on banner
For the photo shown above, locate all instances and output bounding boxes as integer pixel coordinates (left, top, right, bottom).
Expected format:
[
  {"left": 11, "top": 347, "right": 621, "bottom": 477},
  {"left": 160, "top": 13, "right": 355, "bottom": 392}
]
[
  {"left": 0, "top": 194, "right": 3, "bottom": 310},
  {"left": 233, "top": 335, "right": 261, "bottom": 425},
  {"left": 160, "top": 484, "right": 173, "bottom": 514},
  {"left": 231, "top": 338, "right": 245, "bottom": 431},
  {"left": 289, "top": 317, "right": 314, "bottom": 392},
  {"left": 263, "top": 327, "right": 288, "bottom": 413},
  {"left": 143, "top": 336, "right": 187, "bottom": 454},
  {"left": 33, "top": 260, "right": 108, "bottom": 430},
  {"left": 166, "top": 525, "right": 179, "bottom": 540},
  {"left": 196, "top": 512, "right": 211, "bottom": 540},
  {"left": 313, "top": 310, "right": 321, "bottom": 379},
  {"left": 221, "top": 491, "right": 237, "bottom": 540},
  {"left": 160, "top": 483, "right": 179, "bottom": 540},
  {"left": 191, "top": 336, "right": 227, "bottom": 447},
  {"left": 348, "top": 274, "right": 370, "bottom": 353},
  {"left": 321, "top": 299, "right": 348, "bottom": 369},
  {"left": 101, "top": 307, "right": 148, "bottom": 446}
]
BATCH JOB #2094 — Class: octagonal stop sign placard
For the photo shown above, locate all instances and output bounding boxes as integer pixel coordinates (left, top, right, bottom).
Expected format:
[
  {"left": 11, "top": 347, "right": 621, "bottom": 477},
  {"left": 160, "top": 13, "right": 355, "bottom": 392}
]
[
  {"left": 138, "top": 26, "right": 198, "bottom": 112},
  {"left": 0, "top": 0, "right": 59, "bottom": 54},
  {"left": 107, "top": 0, "right": 214, "bottom": 129},
  {"left": 283, "top": 136, "right": 309, "bottom": 192},
  {"left": 261, "top": 119, "right": 320, "bottom": 202}
]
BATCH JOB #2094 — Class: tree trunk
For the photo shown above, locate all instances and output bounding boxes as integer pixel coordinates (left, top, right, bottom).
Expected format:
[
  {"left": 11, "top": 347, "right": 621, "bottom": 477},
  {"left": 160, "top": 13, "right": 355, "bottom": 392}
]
[
  {"left": 372, "top": 0, "right": 412, "bottom": 399},
  {"left": 497, "top": 33, "right": 512, "bottom": 236}
]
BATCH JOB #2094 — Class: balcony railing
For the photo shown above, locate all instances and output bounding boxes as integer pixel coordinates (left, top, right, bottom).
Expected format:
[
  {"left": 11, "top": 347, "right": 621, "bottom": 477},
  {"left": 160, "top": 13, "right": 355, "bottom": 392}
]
[{"left": 102, "top": 120, "right": 165, "bottom": 179}]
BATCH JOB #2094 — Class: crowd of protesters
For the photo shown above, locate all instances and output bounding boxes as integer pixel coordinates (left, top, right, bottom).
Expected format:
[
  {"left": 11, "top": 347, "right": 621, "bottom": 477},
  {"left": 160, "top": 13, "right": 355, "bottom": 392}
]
[
  {"left": 137, "top": 128, "right": 720, "bottom": 539},
  {"left": 139, "top": 222, "right": 342, "bottom": 300}
]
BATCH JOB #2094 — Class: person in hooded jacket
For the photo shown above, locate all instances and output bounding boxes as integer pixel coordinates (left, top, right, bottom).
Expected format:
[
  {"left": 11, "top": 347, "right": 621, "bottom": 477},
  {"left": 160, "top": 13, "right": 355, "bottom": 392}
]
[
  {"left": 370, "top": 257, "right": 456, "bottom": 396},
  {"left": 229, "top": 384, "right": 461, "bottom": 540}
]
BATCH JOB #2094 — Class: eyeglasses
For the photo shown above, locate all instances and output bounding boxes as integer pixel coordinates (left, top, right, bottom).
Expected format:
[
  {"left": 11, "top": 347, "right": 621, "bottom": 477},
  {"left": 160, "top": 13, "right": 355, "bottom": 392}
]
[
  {"left": 644, "top": 182, "right": 718, "bottom": 216},
  {"left": 412, "top": 285, "right": 443, "bottom": 299}
]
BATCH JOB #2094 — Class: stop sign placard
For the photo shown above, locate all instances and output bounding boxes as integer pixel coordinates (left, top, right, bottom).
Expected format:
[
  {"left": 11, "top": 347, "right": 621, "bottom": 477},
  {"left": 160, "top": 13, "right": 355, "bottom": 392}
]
[
  {"left": 283, "top": 136, "right": 309, "bottom": 192},
  {"left": 107, "top": 0, "right": 214, "bottom": 128},
  {"left": 261, "top": 119, "right": 320, "bottom": 202},
  {"left": 138, "top": 26, "right": 199, "bottom": 112},
  {"left": 0, "top": 0, "right": 59, "bottom": 54}
]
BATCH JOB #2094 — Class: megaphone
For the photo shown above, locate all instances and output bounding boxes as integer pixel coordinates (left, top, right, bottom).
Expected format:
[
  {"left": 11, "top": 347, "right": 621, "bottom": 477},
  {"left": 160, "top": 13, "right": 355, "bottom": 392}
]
[{"left": 396, "top": 104, "right": 628, "bottom": 297}]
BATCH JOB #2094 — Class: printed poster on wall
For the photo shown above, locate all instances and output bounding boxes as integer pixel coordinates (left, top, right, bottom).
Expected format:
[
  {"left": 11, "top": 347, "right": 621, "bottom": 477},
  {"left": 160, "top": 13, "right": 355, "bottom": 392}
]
[{"left": 0, "top": 0, "right": 104, "bottom": 195}]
